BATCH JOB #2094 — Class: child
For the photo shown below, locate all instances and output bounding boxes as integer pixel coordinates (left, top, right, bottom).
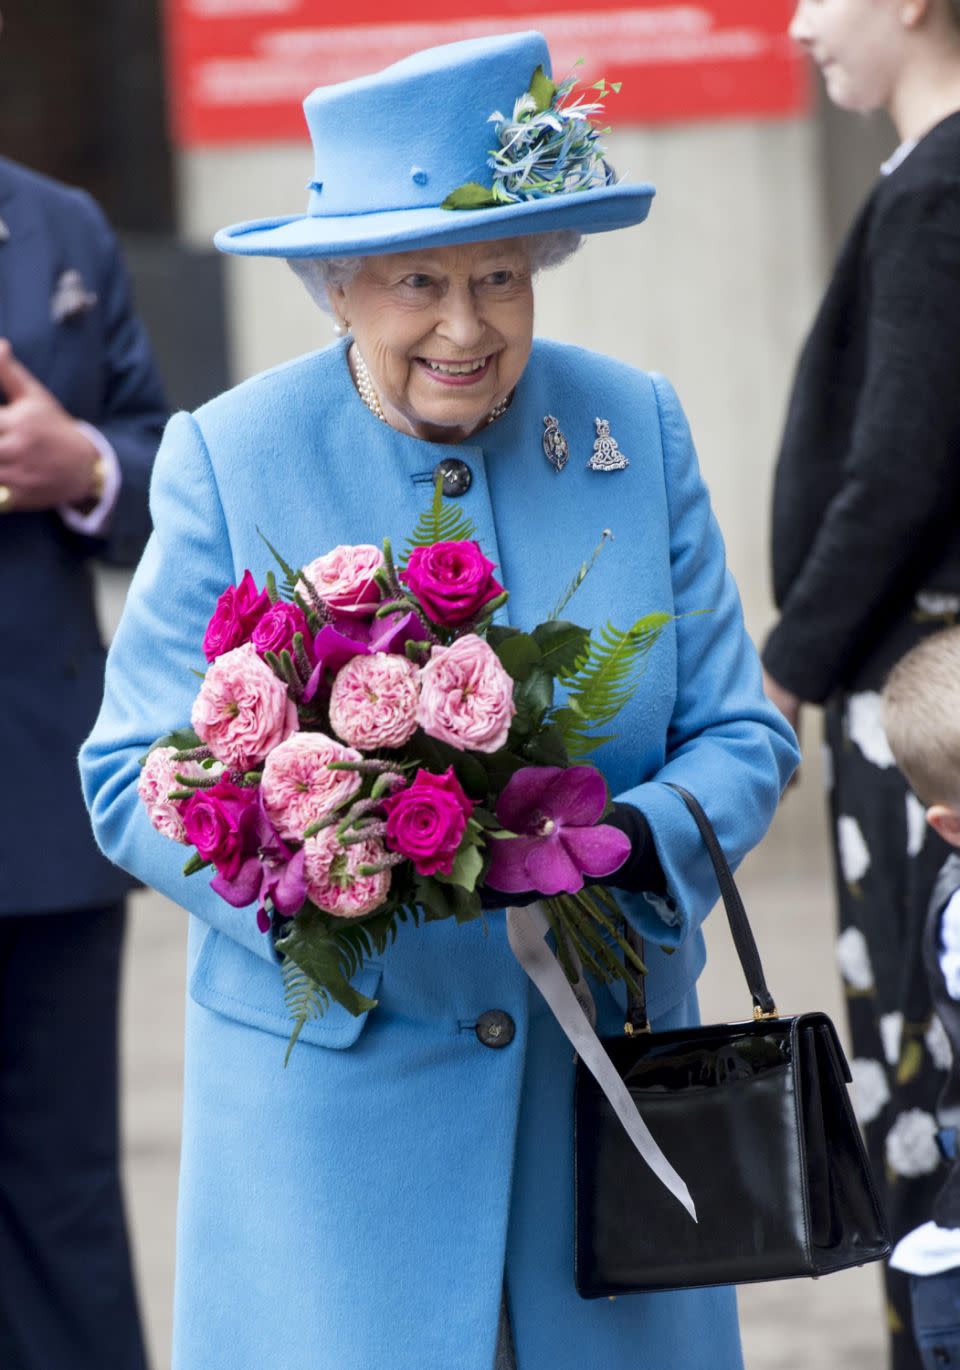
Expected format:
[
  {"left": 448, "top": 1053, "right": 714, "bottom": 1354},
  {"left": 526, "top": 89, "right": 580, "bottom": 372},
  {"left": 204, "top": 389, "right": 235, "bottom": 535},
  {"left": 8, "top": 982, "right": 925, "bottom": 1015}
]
[{"left": 883, "top": 626, "right": 960, "bottom": 1370}]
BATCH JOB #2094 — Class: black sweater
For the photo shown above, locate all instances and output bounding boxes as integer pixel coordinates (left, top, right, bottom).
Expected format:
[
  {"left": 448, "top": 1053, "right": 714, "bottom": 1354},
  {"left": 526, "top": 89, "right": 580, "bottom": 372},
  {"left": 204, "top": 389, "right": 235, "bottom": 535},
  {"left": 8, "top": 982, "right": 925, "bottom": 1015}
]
[{"left": 763, "top": 112, "right": 960, "bottom": 703}]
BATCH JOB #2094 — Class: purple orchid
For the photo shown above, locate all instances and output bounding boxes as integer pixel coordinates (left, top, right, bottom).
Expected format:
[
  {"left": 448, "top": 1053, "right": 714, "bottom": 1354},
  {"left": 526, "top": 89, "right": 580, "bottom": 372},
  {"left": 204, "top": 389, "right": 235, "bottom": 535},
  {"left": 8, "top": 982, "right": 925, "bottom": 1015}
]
[
  {"left": 302, "top": 610, "right": 427, "bottom": 702},
  {"left": 209, "top": 794, "right": 307, "bottom": 931},
  {"left": 484, "top": 766, "right": 631, "bottom": 897}
]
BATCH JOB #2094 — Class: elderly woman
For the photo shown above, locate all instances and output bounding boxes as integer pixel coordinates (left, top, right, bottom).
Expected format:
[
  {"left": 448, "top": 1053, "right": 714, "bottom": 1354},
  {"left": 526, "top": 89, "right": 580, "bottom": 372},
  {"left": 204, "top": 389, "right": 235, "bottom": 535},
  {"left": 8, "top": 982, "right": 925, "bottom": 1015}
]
[{"left": 81, "top": 30, "right": 797, "bottom": 1370}]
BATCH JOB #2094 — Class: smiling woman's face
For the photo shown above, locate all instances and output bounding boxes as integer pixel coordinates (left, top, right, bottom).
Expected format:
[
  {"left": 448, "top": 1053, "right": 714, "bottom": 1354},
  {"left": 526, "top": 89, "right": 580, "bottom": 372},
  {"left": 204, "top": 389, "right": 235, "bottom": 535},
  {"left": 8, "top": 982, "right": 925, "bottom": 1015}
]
[{"left": 330, "top": 239, "right": 535, "bottom": 444}]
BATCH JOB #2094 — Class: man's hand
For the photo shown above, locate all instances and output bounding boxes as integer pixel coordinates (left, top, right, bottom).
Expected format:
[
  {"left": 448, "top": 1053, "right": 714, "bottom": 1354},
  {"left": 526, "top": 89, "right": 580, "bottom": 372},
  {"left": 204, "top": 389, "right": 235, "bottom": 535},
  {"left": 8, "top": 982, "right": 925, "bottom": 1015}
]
[
  {"left": 0, "top": 338, "right": 100, "bottom": 511},
  {"left": 762, "top": 667, "right": 803, "bottom": 789},
  {"left": 762, "top": 668, "right": 802, "bottom": 732}
]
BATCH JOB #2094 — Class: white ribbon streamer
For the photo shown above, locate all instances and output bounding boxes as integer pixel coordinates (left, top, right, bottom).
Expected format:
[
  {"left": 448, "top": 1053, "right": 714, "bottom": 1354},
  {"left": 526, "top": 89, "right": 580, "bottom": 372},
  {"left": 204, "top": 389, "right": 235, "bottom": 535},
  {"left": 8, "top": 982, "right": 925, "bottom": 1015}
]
[{"left": 506, "top": 902, "right": 697, "bottom": 1222}]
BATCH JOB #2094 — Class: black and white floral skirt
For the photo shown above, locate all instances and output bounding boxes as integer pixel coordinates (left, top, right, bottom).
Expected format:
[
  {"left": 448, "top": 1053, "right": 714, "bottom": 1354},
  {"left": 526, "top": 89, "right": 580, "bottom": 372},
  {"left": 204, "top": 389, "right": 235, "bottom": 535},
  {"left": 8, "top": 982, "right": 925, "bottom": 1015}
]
[{"left": 826, "top": 671, "right": 953, "bottom": 1370}]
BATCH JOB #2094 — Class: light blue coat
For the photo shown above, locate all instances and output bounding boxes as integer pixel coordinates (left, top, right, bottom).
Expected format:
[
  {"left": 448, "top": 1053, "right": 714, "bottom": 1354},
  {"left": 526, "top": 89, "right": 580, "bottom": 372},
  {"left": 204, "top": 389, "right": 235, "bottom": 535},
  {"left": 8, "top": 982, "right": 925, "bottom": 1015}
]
[{"left": 81, "top": 337, "right": 798, "bottom": 1370}]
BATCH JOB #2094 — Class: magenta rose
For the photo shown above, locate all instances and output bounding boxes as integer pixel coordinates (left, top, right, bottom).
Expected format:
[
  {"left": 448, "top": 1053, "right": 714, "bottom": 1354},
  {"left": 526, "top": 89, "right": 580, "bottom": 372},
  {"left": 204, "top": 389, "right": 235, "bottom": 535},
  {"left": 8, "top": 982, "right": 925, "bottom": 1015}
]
[
  {"left": 400, "top": 541, "right": 503, "bottom": 627},
  {"left": 202, "top": 570, "right": 271, "bottom": 662},
  {"left": 192, "top": 642, "right": 299, "bottom": 770},
  {"left": 298, "top": 544, "right": 384, "bottom": 618},
  {"left": 382, "top": 767, "right": 474, "bottom": 877},
  {"left": 251, "top": 601, "right": 316, "bottom": 664},
  {"left": 416, "top": 634, "right": 516, "bottom": 753},
  {"left": 182, "top": 780, "right": 259, "bottom": 879}
]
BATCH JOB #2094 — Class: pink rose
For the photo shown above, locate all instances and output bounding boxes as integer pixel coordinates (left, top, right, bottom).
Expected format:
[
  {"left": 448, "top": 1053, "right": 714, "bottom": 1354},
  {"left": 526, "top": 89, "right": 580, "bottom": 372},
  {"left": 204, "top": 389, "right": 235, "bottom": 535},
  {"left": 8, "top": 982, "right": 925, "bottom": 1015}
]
[
  {"left": 138, "top": 745, "right": 213, "bottom": 843},
  {"left": 191, "top": 642, "right": 299, "bottom": 770},
  {"left": 400, "top": 541, "right": 503, "bottom": 627},
  {"left": 382, "top": 767, "right": 473, "bottom": 877},
  {"left": 260, "top": 732, "right": 364, "bottom": 842},
  {"left": 329, "top": 653, "right": 420, "bottom": 750},
  {"left": 202, "top": 570, "right": 271, "bottom": 662},
  {"left": 182, "top": 780, "right": 259, "bottom": 878},
  {"left": 304, "top": 826, "right": 391, "bottom": 917},
  {"left": 298, "top": 545, "right": 384, "bottom": 618},
  {"left": 251, "top": 601, "right": 315, "bottom": 664},
  {"left": 417, "top": 634, "right": 516, "bottom": 753}
]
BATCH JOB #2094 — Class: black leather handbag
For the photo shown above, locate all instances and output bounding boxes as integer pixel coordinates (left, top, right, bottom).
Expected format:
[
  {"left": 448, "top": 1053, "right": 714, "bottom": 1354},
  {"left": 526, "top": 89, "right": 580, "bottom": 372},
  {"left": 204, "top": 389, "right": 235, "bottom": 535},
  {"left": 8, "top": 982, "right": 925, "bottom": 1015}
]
[{"left": 574, "top": 784, "right": 891, "bottom": 1298}]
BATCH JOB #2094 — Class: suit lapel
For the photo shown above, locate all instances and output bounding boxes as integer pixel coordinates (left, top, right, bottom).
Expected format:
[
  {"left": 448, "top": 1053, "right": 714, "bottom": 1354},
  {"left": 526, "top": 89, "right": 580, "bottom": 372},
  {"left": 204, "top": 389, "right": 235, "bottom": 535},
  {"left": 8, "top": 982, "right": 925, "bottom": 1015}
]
[{"left": 0, "top": 171, "right": 56, "bottom": 383}]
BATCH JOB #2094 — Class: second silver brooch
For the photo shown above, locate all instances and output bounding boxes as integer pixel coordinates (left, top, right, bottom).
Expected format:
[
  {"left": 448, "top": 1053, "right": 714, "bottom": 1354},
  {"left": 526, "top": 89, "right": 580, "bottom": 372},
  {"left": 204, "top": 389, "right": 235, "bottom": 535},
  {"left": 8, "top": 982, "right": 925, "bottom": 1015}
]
[{"left": 587, "top": 417, "right": 629, "bottom": 472}]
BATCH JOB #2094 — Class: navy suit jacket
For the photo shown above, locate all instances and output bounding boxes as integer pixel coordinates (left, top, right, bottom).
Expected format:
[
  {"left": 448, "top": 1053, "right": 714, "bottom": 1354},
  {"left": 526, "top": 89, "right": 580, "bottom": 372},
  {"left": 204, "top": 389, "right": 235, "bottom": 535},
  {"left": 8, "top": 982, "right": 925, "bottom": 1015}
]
[{"left": 0, "top": 157, "right": 168, "bottom": 914}]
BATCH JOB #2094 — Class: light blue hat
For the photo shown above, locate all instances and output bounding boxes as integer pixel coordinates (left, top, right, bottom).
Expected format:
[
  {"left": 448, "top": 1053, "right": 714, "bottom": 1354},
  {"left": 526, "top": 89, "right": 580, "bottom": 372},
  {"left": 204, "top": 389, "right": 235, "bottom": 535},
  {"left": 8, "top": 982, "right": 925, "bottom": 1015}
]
[{"left": 214, "top": 30, "right": 655, "bottom": 259}]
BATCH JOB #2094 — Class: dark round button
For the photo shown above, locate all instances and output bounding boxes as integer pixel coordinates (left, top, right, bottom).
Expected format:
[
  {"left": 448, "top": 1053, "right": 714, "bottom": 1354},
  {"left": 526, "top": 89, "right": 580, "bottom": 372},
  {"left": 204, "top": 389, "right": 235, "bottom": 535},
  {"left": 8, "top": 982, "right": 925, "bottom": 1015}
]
[
  {"left": 433, "top": 458, "right": 472, "bottom": 497},
  {"left": 476, "top": 1010, "right": 515, "bottom": 1049}
]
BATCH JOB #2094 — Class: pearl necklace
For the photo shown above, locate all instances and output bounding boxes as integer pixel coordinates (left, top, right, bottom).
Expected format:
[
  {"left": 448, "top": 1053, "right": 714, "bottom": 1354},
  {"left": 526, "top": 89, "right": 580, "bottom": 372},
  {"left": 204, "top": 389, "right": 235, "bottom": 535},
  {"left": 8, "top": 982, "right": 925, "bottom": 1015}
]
[{"left": 353, "top": 349, "right": 509, "bottom": 429}]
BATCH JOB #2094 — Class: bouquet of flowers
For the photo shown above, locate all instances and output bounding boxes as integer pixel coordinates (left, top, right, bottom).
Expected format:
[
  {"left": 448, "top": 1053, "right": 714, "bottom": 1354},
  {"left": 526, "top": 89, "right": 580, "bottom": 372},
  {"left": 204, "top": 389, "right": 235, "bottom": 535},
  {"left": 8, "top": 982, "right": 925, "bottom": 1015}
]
[{"left": 138, "top": 483, "right": 668, "bottom": 1055}]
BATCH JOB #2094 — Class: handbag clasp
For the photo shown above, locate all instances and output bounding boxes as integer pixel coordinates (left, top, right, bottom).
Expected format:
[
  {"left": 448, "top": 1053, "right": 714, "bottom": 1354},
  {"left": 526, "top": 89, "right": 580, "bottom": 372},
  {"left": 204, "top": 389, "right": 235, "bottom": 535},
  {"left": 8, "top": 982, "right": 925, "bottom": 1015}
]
[{"left": 753, "top": 1003, "right": 779, "bottom": 1021}]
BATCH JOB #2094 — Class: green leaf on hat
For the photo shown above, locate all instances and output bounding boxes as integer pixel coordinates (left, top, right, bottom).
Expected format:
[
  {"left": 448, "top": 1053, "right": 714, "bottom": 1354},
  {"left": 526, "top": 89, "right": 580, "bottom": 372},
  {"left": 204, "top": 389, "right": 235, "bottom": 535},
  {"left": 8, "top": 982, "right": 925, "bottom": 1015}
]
[
  {"left": 528, "top": 64, "right": 557, "bottom": 113},
  {"left": 441, "top": 182, "right": 501, "bottom": 211}
]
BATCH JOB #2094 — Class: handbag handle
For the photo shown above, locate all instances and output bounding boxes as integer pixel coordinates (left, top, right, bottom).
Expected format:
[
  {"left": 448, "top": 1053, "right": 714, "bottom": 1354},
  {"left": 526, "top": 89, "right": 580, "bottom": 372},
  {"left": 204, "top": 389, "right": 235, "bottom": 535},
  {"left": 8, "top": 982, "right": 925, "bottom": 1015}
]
[{"left": 625, "top": 783, "right": 778, "bottom": 1033}]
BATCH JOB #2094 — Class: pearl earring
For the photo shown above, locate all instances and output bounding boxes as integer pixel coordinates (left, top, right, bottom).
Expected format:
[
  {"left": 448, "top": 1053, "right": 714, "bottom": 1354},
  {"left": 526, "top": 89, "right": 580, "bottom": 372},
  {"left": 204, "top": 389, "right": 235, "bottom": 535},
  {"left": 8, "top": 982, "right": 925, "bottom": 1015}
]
[{"left": 332, "top": 318, "right": 349, "bottom": 336}]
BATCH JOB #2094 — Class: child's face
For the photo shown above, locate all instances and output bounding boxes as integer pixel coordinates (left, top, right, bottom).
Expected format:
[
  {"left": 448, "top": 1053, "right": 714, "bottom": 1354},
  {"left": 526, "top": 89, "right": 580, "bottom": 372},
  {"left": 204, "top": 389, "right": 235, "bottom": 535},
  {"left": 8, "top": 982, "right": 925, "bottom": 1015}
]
[{"left": 789, "top": 0, "right": 907, "bottom": 113}]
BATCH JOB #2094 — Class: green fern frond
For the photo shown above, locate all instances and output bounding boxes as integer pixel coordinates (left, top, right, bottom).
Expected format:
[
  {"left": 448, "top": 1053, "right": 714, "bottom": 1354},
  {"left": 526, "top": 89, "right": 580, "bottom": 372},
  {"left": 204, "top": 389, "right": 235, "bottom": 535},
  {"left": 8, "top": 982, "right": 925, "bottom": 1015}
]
[
  {"left": 281, "top": 958, "right": 330, "bottom": 1064},
  {"left": 404, "top": 474, "right": 477, "bottom": 557},
  {"left": 256, "top": 528, "right": 302, "bottom": 600},
  {"left": 554, "top": 612, "right": 671, "bottom": 758}
]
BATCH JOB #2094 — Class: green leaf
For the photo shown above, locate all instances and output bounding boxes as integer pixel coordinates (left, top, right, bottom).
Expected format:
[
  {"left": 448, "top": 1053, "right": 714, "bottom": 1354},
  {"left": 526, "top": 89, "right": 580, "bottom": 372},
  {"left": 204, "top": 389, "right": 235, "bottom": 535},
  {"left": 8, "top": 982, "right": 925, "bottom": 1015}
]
[
  {"left": 414, "top": 875, "right": 482, "bottom": 924},
  {"left": 405, "top": 730, "right": 489, "bottom": 800},
  {"left": 528, "top": 63, "right": 557, "bottom": 113},
  {"left": 520, "top": 722, "right": 570, "bottom": 767},
  {"left": 514, "top": 666, "right": 554, "bottom": 720},
  {"left": 404, "top": 474, "right": 478, "bottom": 556},
  {"left": 441, "top": 182, "right": 501, "bottom": 211},
  {"left": 479, "top": 748, "right": 527, "bottom": 793},
  {"left": 531, "top": 620, "right": 591, "bottom": 676},
  {"left": 493, "top": 631, "right": 542, "bottom": 681},
  {"left": 437, "top": 841, "right": 484, "bottom": 893},
  {"left": 141, "top": 726, "right": 202, "bottom": 764},
  {"left": 486, "top": 625, "right": 523, "bottom": 649}
]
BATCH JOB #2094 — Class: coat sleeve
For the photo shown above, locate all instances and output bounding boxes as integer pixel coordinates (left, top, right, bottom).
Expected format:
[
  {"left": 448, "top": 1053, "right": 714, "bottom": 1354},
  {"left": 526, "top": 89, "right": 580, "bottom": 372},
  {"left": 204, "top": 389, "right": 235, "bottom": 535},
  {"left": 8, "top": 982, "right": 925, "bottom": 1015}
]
[
  {"left": 762, "top": 184, "right": 960, "bottom": 702},
  {"left": 71, "top": 189, "right": 169, "bottom": 568},
  {"left": 79, "top": 410, "right": 278, "bottom": 963},
  {"left": 615, "top": 375, "right": 800, "bottom": 946}
]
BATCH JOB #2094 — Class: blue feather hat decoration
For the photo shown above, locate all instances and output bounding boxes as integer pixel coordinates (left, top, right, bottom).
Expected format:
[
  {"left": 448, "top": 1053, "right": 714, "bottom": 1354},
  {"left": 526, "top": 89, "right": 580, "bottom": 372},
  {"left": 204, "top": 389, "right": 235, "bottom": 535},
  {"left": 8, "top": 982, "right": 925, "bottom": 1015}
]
[{"left": 214, "top": 31, "right": 655, "bottom": 260}]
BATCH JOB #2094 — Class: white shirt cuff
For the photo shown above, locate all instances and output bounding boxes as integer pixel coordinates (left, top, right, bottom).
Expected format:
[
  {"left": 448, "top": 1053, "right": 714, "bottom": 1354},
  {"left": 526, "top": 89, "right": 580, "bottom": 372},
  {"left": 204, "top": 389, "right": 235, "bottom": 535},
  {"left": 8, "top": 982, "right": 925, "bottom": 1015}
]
[{"left": 58, "top": 422, "right": 122, "bottom": 537}]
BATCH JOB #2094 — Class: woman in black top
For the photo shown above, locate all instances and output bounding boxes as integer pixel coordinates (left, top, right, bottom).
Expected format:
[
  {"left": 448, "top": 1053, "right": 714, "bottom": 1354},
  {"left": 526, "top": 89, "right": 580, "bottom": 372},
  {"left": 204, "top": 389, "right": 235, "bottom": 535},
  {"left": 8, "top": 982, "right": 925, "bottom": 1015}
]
[{"left": 764, "top": 2, "right": 960, "bottom": 1365}]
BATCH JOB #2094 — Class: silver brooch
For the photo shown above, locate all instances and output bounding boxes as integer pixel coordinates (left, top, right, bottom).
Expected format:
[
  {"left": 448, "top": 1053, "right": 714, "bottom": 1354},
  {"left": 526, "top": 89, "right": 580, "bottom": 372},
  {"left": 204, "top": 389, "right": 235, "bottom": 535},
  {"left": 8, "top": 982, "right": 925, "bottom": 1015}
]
[
  {"left": 587, "top": 417, "right": 629, "bottom": 472},
  {"left": 50, "top": 269, "right": 98, "bottom": 324},
  {"left": 542, "top": 415, "right": 569, "bottom": 473}
]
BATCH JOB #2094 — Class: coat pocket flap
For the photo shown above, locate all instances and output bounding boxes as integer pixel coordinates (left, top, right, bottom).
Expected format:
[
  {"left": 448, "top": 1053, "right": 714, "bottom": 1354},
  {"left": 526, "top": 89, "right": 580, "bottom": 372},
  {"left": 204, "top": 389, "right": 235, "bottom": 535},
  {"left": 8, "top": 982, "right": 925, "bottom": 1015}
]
[{"left": 189, "top": 927, "right": 382, "bottom": 1050}]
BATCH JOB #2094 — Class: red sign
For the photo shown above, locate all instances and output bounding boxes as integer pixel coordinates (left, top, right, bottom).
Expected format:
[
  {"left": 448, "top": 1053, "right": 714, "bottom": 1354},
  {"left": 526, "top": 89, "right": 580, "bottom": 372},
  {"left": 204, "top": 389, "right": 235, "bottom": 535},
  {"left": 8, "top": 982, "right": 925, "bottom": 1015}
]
[{"left": 165, "top": 1, "right": 809, "bottom": 147}]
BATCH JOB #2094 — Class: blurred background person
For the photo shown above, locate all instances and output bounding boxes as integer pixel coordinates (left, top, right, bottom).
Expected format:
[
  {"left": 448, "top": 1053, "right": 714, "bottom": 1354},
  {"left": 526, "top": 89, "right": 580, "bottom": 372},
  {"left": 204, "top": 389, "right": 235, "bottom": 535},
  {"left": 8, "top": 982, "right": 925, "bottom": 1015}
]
[
  {"left": 762, "top": 0, "right": 960, "bottom": 1363},
  {"left": 0, "top": 20, "right": 168, "bottom": 1360}
]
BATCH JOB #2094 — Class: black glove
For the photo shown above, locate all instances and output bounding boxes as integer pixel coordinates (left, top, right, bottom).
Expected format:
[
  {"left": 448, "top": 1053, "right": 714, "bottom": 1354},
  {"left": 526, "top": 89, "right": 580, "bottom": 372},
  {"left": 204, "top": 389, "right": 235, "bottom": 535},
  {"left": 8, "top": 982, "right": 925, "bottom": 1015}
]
[
  {"left": 597, "top": 801, "right": 666, "bottom": 896},
  {"left": 477, "top": 802, "right": 665, "bottom": 908},
  {"left": 477, "top": 885, "right": 542, "bottom": 911}
]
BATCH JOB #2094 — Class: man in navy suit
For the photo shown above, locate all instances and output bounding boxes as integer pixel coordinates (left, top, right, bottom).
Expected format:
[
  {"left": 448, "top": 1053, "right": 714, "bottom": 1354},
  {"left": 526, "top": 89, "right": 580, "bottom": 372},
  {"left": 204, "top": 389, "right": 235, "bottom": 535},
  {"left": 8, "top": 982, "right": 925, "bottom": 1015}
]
[{"left": 0, "top": 155, "right": 167, "bottom": 1368}]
